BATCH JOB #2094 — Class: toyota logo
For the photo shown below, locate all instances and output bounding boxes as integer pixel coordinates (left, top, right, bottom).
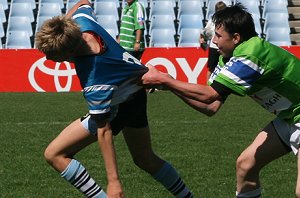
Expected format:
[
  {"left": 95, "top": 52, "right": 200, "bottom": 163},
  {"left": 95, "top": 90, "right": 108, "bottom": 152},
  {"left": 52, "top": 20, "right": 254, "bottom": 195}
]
[{"left": 28, "top": 57, "right": 77, "bottom": 92}]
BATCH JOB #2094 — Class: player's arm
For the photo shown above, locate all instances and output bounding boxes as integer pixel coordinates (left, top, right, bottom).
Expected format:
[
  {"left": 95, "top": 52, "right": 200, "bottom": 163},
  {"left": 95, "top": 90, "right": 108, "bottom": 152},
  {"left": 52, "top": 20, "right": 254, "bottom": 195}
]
[
  {"left": 65, "top": 0, "right": 91, "bottom": 18},
  {"left": 142, "top": 64, "right": 224, "bottom": 116},
  {"left": 134, "top": 29, "right": 143, "bottom": 51},
  {"left": 95, "top": 119, "right": 124, "bottom": 197}
]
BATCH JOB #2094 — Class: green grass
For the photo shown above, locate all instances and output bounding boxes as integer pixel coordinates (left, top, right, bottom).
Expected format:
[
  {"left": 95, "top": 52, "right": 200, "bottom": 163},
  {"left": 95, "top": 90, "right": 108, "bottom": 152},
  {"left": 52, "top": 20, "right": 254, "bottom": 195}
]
[{"left": 0, "top": 92, "right": 297, "bottom": 197}]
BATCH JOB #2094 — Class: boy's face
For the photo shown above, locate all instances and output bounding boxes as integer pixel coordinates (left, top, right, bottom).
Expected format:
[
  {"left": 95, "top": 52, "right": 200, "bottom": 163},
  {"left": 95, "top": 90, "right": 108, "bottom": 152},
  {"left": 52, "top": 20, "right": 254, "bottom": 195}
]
[{"left": 212, "top": 25, "right": 237, "bottom": 58}]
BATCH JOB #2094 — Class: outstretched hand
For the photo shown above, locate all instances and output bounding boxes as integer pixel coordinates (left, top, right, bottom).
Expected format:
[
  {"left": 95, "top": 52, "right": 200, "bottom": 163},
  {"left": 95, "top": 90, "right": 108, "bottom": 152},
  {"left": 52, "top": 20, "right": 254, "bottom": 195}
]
[{"left": 142, "top": 64, "right": 171, "bottom": 87}]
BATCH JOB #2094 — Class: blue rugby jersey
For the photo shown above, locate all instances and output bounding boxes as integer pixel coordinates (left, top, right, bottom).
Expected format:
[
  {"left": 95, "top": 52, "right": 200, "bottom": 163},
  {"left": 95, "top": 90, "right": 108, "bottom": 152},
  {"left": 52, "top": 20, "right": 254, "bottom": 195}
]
[{"left": 72, "top": 5, "right": 148, "bottom": 120}]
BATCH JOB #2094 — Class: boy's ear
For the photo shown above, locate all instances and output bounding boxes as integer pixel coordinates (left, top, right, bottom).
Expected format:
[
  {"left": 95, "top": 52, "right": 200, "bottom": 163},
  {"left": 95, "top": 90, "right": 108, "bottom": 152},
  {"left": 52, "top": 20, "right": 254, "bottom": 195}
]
[{"left": 233, "top": 33, "right": 241, "bottom": 44}]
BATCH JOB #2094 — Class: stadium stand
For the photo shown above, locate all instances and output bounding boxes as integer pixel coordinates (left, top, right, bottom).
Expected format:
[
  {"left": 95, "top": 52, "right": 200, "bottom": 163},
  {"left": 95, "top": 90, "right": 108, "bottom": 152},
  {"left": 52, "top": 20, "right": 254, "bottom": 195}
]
[
  {"left": 5, "top": 30, "right": 32, "bottom": 48},
  {"left": 0, "top": 3, "right": 6, "bottom": 23},
  {"left": 12, "top": 0, "right": 36, "bottom": 9},
  {"left": 0, "top": 18, "right": 4, "bottom": 38},
  {"left": 177, "top": 14, "right": 204, "bottom": 35},
  {"left": 7, "top": 16, "right": 33, "bottom": 37},
  {"left": 149, "top": 14, "right": 176, "bottom": 35},
  {"left": 149, "top": 28, "right": 176, "bottom": 47},
  {"left": 94, "top": 1, "right": 119, "bottom": 20},
  {"left": 0, "top": 0, "right": 299, "bottom": 48},
  {"left": 263, "top": 12, "right": 290, "bottom": 35},
  {"left": 0, "top": 0, "right": 8, "bottom": 10},
  {"left": 178, "top": 28, "right": 201, "bottom": 47},
  {"left": 266, "top": 27, "right": 292, "bottom": 46},
  {"left": 149, "top": 0, "right": 176, "bottom": 20},
  {"left": 96, "top": 14, "right": 119, "bottom": 37},
  {"left": 8, "top": 2, "right": 34, "bottom": 22}
]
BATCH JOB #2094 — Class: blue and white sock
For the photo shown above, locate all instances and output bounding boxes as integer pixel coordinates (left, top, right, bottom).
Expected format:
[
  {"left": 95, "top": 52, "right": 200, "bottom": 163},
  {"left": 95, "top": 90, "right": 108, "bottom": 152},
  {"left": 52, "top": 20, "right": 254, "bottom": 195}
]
[
  {"left": 153, "top": 162, "right": 193, "bottom": 198},
  {"left": 61, "top": 159, "right": 106, "bottom": 198}
]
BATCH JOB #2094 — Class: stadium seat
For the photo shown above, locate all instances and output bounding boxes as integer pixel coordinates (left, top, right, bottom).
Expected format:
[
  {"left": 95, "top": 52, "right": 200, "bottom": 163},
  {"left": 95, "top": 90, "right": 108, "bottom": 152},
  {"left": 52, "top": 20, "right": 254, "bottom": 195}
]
[
  {"left": 149, "top": 1, "right": 176, "bottom": 20},
  {"left": 235, "top": 0, "right": 260, "bottom": 16},
  {"left": 12, "top": 0, "right": 36, "bottom": 10},
  {"left": 0, "top": 19, "right": 4, "bottom": 38},
  {"left": 7, "top": 16, "right": 33, "bottom": 37},
  {"left": 262, "top": 0, "right": 288, "bottom": 7},
  {"left": 66, "top": 0, "right": 77, "bottom": 13},
  {"left": 177, "top": 1, "right": 204, "bottom": 21},
  {"left": 0, "top": 0, "right": 8, "bottom": 10},
  {"left": 95, "top": 0, "right": 120, "bottom": 8},
  {"left": 265, "top": 27, "right": 291, "bottom": 46},
  {"left": 149, "top": 0, "right": 176, "bottom": 8},
  {"left": 263, "top": 12, "right": 289, "bottom": 35},
  {"left": 0, "top": 3, "right": 5, "bottom": 23},
  {"left": 149, "top": 14, "right": 176, "bottom": 35},
  {"left": 149, "top": 29, "right": 176, "bottom": 47},
  {"left": 96, "top": 14, "right": 119, "bottom": 35},
  {"left": 252, "top": 14, "right": 262, "bottom": 36},
  {"left": 5, "top": 31, "right": 32, "bottom": 49},
  {"left": 94, "top": 1, "right": 119, "bottom": 21},
  {"left": 35, "top": 15, "right": 52, "bottom": 34},
  {"left": 37, "top": 2, "right": 62, "bottom": 18},
  {"left": 177, "top": 14, "right": 204, "bottom": 35},
  {"left": 206, "top": 0, "right": 231, "bottom": 20},
  {"left": 178, "top": 28, "right": 201, "bottom": 47},
  {"left": 262, "top": 0, "right": 288, "bottom": 19},
  {"left": 178, "top": 0, "right": 204, "bottom": 6},
  {"left": 39, "top": 0, "right": 64, "bottom": 10},
  {"left": 9, "top": 2, "right": 35, "bottom": 22}
]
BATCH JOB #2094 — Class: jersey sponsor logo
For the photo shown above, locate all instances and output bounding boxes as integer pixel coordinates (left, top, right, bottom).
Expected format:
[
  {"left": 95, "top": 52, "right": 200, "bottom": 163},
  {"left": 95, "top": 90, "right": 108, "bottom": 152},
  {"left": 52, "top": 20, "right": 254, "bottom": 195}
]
[
  {"left": 250, "top": 87, "right": 292, "bottom": 115},
  {"left": 28, "top": 57, "right": 77, "bottom": 92}
]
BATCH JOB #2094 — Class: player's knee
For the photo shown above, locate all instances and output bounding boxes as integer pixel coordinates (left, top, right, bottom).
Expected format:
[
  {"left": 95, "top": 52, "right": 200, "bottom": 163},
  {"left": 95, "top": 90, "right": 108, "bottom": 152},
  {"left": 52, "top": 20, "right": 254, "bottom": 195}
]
[
  {"left": 132, "top": 154, "right": 159, "bottom": 173},
  {"left": 236, "top": 155, "right": 255, "bottom": 177},
  {"left": 132, "top": 156, "right": 147, "bottom": 170},
  {"left": 43, "top": 146, "right": 57, "bottom": 165}
]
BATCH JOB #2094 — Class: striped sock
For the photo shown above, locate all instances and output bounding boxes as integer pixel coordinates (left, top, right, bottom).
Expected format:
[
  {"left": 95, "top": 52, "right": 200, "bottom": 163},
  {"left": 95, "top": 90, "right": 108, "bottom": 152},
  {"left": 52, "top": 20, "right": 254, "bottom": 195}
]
[
  {"left": 61, "top": 159, "right": 106, "bottom": 198},
  {"left": 153, "top": 162, "right": 193, "bottom": 198}
]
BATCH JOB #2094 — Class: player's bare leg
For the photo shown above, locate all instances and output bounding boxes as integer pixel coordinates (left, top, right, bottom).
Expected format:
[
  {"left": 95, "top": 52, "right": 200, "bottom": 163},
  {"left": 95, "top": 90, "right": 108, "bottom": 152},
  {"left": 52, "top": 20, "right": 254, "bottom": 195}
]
[
  {"left": 44, "top": 119, "right": 106, "bottom": 197},
  {"left": 122, "top": 126, "right": 194, "bottom": 198},
  {"left": 44, "top": 119, "right": 96, "bottom": 171},
  {"left": 236, "top": 122, "right": 290, "bottom": 197}
]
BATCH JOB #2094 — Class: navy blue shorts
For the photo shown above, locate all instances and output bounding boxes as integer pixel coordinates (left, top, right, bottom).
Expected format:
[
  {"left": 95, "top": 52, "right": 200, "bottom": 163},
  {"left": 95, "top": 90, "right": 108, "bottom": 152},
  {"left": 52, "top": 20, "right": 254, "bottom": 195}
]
[{"left": 81, "top": 89, "right": 148, "bottom": 136}]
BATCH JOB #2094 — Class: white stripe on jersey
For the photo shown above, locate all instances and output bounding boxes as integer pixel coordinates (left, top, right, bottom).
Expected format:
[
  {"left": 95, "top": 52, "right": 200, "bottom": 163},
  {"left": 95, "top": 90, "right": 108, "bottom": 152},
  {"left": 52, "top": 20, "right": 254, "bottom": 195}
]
[
  {"left": 234, "top": 57, "right": 264, "bottom": 74},
  {"left": 221, "top": 69, "right": 252, "bottom": 89}
]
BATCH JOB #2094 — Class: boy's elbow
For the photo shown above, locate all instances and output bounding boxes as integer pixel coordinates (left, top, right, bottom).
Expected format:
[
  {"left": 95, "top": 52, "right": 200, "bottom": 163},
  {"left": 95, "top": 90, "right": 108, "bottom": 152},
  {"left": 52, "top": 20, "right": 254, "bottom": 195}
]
[{"left": 205, "top": 107, "right": 218, "bottom": 117}]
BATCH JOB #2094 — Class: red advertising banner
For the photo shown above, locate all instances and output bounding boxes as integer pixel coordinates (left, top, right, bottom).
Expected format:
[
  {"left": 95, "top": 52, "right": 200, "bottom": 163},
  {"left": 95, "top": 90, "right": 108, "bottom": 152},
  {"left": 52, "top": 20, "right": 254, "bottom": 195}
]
[
  {"left": 0, "top": 46, "right": 299, "bottom": 92},
  {"left": 0, "top": 49, "right": 81, "bottom": 92},
  {"left": 141, "top": 47, "right": 209, "bottom": 85}
]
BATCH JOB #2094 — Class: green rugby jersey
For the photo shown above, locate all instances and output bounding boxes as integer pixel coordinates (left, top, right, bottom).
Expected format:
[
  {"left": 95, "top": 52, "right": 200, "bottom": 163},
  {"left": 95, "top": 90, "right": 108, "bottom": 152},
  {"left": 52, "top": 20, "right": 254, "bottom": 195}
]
[
  {"left": 119, "top": 1, "right": 145, "bottom": 51},
  {"left": 211, "top": 37, "right": 300, "bottom": 124}
]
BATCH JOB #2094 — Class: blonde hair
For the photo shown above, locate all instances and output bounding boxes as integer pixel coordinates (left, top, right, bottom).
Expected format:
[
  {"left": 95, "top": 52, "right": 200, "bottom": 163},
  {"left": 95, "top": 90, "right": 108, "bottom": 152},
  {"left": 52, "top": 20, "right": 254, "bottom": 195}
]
[{"left": 35, "top": 16, "right": 82, "bottom": 57}]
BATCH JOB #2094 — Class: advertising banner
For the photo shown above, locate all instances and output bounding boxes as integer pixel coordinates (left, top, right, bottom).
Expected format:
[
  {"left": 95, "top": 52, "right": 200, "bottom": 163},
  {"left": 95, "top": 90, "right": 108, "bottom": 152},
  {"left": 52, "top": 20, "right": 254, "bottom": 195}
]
[{"left": 0, "top": 46, "right": 299, "bottom": 92}]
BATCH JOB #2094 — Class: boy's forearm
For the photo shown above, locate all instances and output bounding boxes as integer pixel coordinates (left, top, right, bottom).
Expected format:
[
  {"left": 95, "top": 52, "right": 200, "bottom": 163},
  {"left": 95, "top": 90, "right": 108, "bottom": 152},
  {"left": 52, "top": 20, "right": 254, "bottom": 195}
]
[{"left": 97, "top": 122, "right": 120, "bottom": 183}]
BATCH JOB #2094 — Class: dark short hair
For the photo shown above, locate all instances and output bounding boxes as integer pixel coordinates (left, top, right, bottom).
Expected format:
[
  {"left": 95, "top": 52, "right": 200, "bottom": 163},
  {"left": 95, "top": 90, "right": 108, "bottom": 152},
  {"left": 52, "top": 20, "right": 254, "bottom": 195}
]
[{"left": 212, "top": 3, "right": 258, "bottom": 41}]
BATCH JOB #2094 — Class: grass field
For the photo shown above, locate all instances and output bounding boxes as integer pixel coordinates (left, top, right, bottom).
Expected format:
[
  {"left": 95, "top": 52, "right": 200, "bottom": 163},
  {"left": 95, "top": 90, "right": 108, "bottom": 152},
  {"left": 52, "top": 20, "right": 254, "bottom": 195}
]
[{"left": 0, "top": 91, "right": 297, "bottom": 198}]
